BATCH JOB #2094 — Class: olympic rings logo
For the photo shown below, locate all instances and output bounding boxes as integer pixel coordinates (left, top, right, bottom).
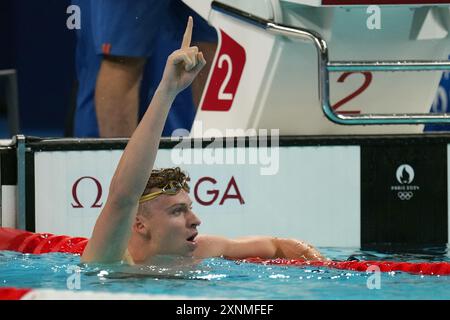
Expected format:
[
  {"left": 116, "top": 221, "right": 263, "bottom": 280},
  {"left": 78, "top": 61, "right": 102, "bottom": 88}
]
[{"left": 397, "top": 191, "right": 413, "bottom": 201}]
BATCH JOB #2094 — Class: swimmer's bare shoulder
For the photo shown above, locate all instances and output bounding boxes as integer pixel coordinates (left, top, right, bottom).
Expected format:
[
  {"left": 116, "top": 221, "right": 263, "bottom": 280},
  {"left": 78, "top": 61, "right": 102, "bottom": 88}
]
[{"left": 193, "top": 234, "right": 228, "bottom": 259}]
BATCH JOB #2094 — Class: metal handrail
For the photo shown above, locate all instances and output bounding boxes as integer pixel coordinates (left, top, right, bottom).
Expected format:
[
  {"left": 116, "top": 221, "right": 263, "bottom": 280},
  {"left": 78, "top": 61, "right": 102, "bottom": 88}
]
[{"left": 211, "top": 0, "right": 450, "bottom": 125}]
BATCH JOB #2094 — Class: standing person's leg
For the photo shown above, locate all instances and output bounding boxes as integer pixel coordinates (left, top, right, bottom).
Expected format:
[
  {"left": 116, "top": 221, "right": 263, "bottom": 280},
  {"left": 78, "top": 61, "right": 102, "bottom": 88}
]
[
  {"left": 95, "top": 56, "right": 146, "bottom": 137},
  {"left": 92, "top": 0, "right": 168, "bottom": 137}
]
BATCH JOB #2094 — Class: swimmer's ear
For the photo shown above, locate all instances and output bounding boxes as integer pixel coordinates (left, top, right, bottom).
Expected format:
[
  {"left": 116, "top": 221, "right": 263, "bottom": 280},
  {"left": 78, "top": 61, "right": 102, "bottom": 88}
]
[{"left": 134, "top": 215, "right": 151, "bottom": 239}]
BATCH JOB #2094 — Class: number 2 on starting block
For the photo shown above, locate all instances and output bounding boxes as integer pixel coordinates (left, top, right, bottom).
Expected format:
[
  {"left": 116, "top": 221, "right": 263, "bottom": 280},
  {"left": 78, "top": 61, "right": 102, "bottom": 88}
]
[{"left": 201, "top": 30, "right": 246, "bottom": 112}]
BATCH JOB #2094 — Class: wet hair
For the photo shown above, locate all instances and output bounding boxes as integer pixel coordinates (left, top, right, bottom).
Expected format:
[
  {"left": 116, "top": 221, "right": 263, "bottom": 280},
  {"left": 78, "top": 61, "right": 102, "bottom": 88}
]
[{"left": 141, "top": 167, "right": 190, "bottom": 198}]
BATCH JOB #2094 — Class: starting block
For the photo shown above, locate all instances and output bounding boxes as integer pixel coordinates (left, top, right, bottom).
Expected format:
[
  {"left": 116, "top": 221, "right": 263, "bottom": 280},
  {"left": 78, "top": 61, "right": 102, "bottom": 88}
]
[{"left": 183, "top": 0, "right": 450, "bottom": 136}]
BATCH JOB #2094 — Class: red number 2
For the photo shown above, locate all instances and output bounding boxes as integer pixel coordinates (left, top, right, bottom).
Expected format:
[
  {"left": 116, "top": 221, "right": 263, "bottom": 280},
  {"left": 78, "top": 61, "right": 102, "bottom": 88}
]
[{"left": 332, "top": 72, "right": 372, "bottom": 115}]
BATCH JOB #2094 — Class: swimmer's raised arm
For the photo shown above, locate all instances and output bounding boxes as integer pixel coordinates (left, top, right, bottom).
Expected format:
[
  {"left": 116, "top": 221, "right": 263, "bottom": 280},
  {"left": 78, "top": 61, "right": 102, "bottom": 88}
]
[
  {"left": 82, "top": 17, "right": 206, "bottom": 263},
  {"left": 194, "top": 235, "right": 326, "bottom": 261}
]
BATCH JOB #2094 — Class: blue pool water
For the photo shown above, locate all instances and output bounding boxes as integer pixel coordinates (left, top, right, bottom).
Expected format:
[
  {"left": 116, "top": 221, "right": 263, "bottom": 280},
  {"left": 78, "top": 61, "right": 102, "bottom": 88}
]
[{"left": 1, "top": 247, "right": 449, "bottom": 300}]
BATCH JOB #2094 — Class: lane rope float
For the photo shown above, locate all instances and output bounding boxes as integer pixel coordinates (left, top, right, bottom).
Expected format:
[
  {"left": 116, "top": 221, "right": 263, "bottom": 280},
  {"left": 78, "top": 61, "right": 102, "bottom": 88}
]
[{"left": 1, "top": 228, "right": 449, "bottom": 276}]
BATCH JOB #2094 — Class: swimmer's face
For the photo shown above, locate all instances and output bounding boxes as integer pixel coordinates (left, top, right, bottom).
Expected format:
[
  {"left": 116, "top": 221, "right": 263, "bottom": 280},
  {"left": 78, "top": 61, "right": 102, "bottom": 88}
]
[{"left": 139, "top": 189, "right": 201, "bottom": 256}]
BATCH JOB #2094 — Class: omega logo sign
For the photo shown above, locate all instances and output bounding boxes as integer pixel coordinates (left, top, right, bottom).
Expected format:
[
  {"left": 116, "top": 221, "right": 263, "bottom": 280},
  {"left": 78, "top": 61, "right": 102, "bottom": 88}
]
[
  {"left": 71, "top": 176, "right": 245, "bottom": 208},
  {"left": 194, "top": 176, "right": 245, "bottom": 206},
  {"left": 71, "top": 176, "right": 103, "bottom": 208}
]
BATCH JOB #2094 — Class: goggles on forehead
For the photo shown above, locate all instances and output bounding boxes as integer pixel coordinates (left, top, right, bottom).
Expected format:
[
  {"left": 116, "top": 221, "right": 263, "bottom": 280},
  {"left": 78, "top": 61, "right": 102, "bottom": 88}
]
[{"left": 139, "top": 179, "right": 190, "bottom": 204}]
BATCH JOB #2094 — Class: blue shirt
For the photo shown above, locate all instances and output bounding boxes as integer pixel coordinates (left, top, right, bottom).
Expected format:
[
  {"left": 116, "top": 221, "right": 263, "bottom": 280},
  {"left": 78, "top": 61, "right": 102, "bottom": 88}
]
[{"left": 73, "top": 0, "right": 217, "bottom": 137}]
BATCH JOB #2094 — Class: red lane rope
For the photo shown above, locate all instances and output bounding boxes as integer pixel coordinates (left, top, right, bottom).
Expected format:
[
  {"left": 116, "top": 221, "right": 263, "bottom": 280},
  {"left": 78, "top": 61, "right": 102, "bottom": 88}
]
[
  {"left": 243, "top": 257, "right": 450, "bottom": 276},
  {"left": 1, "top": 228, "right": 450, "bottom": 276},
  {"left": 0, "top": 287, "right": 31, "bottom": 300},
  {"left": 0, "top": 227, "right": 88, "bottom": 255}
]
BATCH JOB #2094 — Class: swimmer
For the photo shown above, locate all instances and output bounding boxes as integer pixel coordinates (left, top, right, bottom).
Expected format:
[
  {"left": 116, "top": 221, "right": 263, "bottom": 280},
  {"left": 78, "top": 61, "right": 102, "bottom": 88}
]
[{"left": 81, "top": 17, "right": 325, "bottom": 265}]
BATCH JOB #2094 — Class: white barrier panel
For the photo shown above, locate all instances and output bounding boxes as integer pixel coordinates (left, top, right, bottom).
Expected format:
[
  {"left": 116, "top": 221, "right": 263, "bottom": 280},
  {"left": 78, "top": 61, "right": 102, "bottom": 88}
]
[
  {"left": 34, "top": 146, "right": 360, "bottom": 247},
  {"left": 1, "top": 186, "right": 16, "bottom": 228},
  {"left": 35, "top": 150, "right": 122, "bottom": 238}
]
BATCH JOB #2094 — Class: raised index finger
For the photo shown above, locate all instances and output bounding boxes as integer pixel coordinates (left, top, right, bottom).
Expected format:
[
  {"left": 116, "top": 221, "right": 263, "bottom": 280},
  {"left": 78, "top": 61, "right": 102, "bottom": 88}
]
[{"left": 181, "top": 16, "right": 193, "bottom": 49}]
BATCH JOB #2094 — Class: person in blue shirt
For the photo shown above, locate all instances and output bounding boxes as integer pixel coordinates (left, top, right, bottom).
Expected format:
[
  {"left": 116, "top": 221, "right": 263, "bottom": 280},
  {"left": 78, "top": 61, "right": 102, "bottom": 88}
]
[{"left": 72, "top": 0, "right": 216, "bottom": 138}]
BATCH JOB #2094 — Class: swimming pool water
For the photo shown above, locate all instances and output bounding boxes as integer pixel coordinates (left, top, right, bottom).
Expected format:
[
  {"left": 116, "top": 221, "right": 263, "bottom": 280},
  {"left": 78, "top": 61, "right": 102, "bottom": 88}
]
[{"left": 1, "top": 247, "right": 449, "bottom": 300}]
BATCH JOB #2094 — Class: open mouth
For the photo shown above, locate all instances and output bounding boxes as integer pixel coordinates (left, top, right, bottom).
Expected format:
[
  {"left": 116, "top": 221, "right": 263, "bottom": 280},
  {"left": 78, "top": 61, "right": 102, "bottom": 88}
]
[{"left": 187, "top": 233, "right": 198, "bottom": 242}]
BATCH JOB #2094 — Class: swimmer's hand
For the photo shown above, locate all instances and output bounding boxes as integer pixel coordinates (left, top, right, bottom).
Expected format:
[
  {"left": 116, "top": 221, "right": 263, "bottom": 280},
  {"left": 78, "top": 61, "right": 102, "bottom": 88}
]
[{"left": 159, "top": 16, "right": 207, "bottom": 96}]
